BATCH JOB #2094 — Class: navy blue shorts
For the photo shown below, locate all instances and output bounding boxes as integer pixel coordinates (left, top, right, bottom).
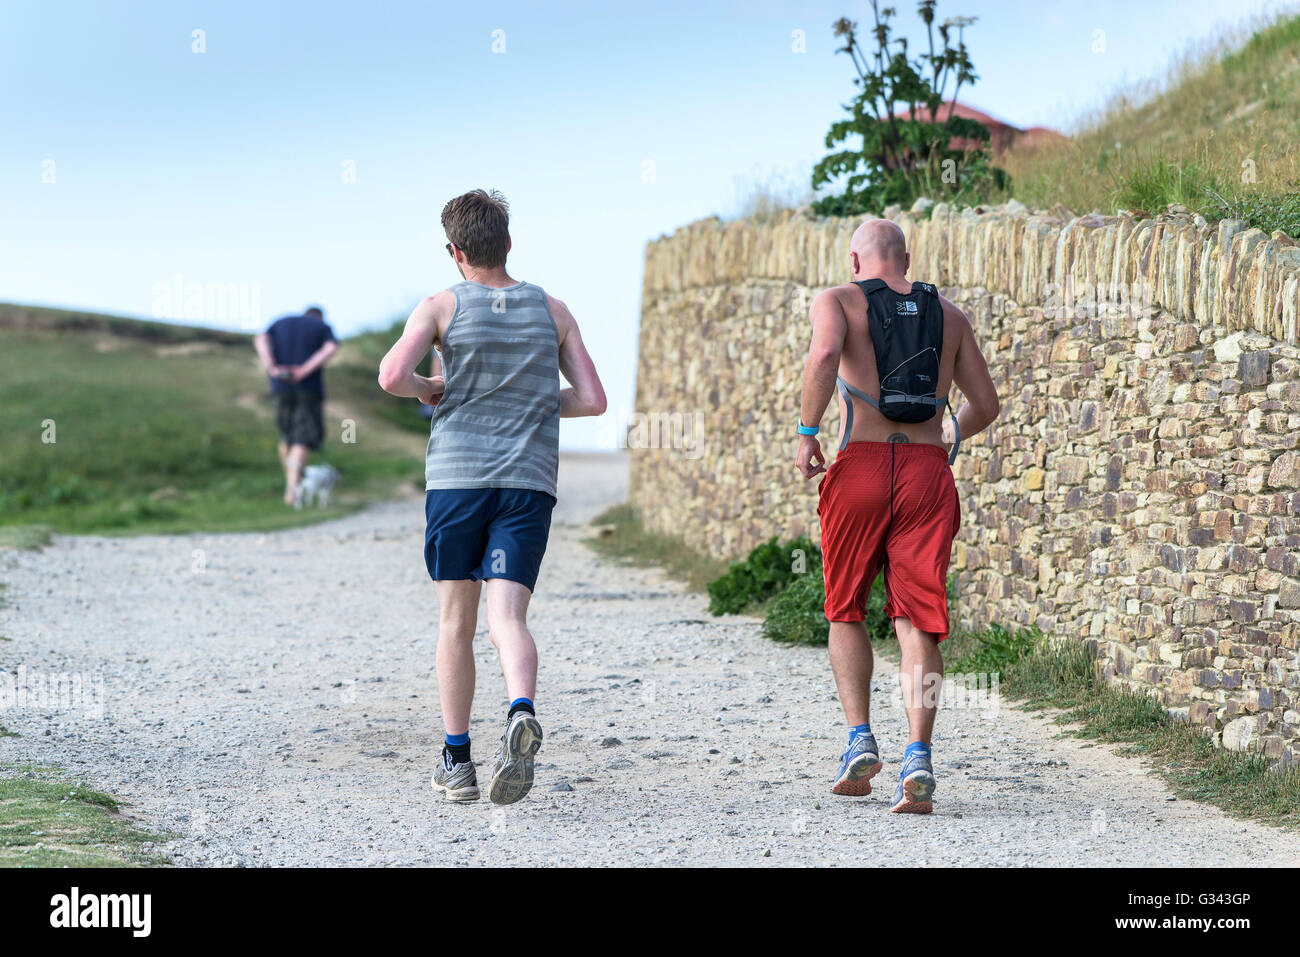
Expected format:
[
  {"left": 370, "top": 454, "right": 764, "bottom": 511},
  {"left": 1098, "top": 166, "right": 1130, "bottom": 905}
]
[{"left": 424, "top": 487, "right": 557, "bottom": 592}]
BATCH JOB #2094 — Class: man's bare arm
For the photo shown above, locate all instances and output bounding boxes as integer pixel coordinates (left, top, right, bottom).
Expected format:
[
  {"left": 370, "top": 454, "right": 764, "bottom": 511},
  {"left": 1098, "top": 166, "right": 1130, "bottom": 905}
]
[
  {"left": 551, "top": 296, "right": 607, "bottom": 418},
  {"left": 944, "top": 297, "right": 1000, "bottom": 441},
  {"left": 800, "top": 289, "right": 848, "bottom": 431},
  {"left": 378, "top": 293, "right": 450, "bottom": 403},
  {"left": 795, "top": 289, "right": 848, "bottom": 479}
]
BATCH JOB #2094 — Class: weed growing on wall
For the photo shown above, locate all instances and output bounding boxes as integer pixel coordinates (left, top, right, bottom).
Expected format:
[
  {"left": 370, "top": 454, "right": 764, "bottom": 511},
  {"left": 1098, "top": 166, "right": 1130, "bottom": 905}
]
[{"left": 812, "top": 1, "right": 1008, "bottom": 215}]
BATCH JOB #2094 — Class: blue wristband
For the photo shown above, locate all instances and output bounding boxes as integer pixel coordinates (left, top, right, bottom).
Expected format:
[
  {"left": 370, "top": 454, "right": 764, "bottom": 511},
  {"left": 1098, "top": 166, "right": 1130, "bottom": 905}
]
[{"left": 797, "top": 421, "right": 819, "bottom": 436}]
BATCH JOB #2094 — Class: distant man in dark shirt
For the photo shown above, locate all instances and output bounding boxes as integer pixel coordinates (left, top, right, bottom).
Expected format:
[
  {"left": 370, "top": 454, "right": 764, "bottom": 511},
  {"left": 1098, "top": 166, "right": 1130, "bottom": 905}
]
[{"left": 254, "top": 305, "right": 338, "bottom": 505}]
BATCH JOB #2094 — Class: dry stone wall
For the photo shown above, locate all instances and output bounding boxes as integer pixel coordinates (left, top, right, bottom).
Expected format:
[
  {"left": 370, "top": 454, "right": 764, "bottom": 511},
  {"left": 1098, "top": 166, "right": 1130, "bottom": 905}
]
[{"left": 631, "top": 202, "right": 1300, "bottom": 766}]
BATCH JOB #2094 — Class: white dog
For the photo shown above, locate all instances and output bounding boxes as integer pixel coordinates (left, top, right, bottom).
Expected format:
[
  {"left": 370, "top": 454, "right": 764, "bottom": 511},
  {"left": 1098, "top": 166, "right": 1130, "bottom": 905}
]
[{"left": 294, "top": 464, "right": 340, "bottom": 509}]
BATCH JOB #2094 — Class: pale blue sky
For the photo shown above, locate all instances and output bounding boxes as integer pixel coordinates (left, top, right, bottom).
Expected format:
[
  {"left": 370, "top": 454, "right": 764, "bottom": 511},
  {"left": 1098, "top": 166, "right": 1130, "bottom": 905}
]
[{"left": 0, "top": 0, "right": 1286, "bottom": 447}]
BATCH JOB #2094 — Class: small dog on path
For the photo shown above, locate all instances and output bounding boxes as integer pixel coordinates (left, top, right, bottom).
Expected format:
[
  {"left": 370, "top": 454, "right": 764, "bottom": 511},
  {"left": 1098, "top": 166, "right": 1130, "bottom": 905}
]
[{"left": 294, "top": 464, "right": 339, "bottom": 509}]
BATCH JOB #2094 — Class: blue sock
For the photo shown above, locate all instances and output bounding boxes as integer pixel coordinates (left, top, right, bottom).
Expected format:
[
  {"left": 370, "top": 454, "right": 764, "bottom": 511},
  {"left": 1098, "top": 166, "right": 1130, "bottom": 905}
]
[
  {"left": 849, "top": 722, "right": 872, "bottom": 743},
  {"left": 508, "top": 697, "right": 535, "bottom": 719},
  {"left": 903, "top": 740, "right": 932, "bottom": 761},
  {"left": 445, "top": 732, "right": 469, "bottom": 747}
]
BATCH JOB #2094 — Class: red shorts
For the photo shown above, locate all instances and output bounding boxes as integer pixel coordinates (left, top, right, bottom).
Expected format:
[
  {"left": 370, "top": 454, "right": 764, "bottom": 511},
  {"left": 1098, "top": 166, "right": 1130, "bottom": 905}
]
[{"left": 817, "top": 440, "right": 961, "bottom": 640}]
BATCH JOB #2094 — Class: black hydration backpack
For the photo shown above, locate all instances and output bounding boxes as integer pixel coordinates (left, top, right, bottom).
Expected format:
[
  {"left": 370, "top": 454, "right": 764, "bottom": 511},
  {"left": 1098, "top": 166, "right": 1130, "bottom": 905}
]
[{"left": 835, "top": 278, "right": 960, "bottom": 464}]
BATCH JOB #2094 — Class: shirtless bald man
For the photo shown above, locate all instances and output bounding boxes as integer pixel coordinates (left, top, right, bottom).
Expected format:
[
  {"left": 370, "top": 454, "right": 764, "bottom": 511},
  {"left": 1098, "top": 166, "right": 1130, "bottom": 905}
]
[{"left": 795, "top": 218, "right": 1000, "bottom": 813}]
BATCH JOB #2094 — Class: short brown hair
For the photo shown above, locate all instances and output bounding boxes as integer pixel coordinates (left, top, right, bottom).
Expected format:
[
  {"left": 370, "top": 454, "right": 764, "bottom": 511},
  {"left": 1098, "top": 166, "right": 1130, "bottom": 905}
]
[{"left": 441, "top": 189, "right": 510, "bottom": 268}]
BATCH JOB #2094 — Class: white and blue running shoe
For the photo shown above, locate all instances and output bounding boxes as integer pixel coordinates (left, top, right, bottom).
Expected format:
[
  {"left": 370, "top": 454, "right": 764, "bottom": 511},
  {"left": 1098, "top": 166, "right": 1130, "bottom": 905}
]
[
  {"left": 831, "top": 730, "right": 882, "bottom": 796},
  {"left": 890, "top": 748, "right": 936, "bottom": 814}
]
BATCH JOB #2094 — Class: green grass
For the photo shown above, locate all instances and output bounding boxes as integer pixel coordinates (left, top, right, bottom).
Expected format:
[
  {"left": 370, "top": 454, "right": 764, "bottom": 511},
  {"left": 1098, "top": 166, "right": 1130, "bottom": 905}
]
[
  {"left": 706, "top": 536, "right": 820, "bottom": 616},
  {"left": 1110, "top": 157, "right": 1224, "bottom": 215},
  {"left": 0, "top": 526, "right": 52, "bottom": 550},
  {"left": 0, "top": 304, "right": 427, "bottom": 536},
  {"left": 331, "top": 318, "right": 434, "bottom": 436},
  {"left": 760, "top": 565, "right": 951, "bottom": 648},
  {"left": 0, "top": 767, "right": 169, "bottom": 867},
  {"left": 1104, "top": 157, "right": 1300, "bottom": 237},
  {"left": 763, "top": 573, "right": 831, "bottom": 645},
  {"left": 583, "top": 504, "right": 730, "bottom": 592},
  {"left": 1221, "top": 12, "right": 1300, "bottom": 73},
  {"left": 945, "top": 622, "right": 1044, "bottom": 674},
  {"left": 998, "top": 11, "right": 1300, "bottom": 237}
]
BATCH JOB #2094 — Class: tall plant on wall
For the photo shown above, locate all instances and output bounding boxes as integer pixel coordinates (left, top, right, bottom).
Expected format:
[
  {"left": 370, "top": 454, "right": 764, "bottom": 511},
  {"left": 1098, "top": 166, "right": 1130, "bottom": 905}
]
[{"left": 812, "top": 0, "right": 1009, "bottom": 216}]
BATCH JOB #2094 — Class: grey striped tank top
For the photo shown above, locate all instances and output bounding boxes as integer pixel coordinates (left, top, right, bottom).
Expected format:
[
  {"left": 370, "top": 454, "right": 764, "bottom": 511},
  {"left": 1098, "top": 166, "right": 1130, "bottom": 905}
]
[{"left": 424, "top": 281, "right": 561, "bottom": 497}]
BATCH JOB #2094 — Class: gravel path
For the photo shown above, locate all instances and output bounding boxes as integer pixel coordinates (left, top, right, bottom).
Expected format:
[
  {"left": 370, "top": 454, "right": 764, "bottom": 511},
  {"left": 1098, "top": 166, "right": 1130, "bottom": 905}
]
[{"left": 1, "top": 451, "right": 1296, "bottom": 866}]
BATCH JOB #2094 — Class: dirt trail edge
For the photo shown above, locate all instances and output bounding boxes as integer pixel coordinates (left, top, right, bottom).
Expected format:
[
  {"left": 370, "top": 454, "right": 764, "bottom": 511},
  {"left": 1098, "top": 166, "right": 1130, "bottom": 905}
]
[{"left": 1, "top": 452, "right": 1295, "bottom": 866}]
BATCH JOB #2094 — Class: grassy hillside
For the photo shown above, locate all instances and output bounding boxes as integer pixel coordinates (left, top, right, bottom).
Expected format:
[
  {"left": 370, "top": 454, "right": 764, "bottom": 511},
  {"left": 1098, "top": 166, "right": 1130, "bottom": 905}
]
[
  {"left": 0, "top": 767, "right": 169, "bottom": 866},
  {"left": 330, "top": 318, "right": 434, "bottom": 436},
  {"left": 0, "top": 303, "right": 430, "bottom": 535},
  {"left": 999, "top": 12, "right": 1300, "bottom": 235}
]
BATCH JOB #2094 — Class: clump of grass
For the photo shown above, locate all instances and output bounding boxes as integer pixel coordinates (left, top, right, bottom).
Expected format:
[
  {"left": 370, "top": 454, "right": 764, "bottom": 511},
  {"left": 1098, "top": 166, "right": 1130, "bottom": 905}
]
[
  {"left": 583, "top": 504, "right": 729, "bottom": 592},
  {"left": 0, "top": 767, "right": 170, "bottom": 866},
  {"left": 763, "top": 573, "right": 898, "bottom": 646},
  {"left": 754, "top": 565, "right": 952, "bottom": 646},
  {"left": 0, "top": 525, "right": 52, "bottom": 550},
  {"left": 1110, "top": 157, "right": 1224, "bottom": 214},
  {"left": 706, "top": 536, "right": 819, "bottom": 616},
  {"left": 998, "top": 634, "right": 1099, "bottom": 706},
  {"left": 1103, "top": 155, "right": 1300, "bottom": 237},
  {"left": 762, "top": 574, "right": 831, "bottom": 645},
  {"left": 946, "top": 622, "right": 1044, "bottom": 674},
  {"left": 1217, "top": 190, "right": 1300, "bottom": 238}
]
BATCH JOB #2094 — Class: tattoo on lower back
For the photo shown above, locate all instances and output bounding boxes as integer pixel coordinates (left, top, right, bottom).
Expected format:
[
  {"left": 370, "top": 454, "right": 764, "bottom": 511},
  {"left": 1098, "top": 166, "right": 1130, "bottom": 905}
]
[{"left": 887, "top": 433, "right": 910, "bottom": 443}]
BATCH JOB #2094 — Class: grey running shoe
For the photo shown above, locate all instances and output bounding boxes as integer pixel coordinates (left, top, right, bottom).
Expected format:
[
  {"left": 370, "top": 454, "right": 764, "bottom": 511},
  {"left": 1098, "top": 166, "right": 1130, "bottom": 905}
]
[
  {"left": 890, "top": 748, "right": 936, "bottom": 814},
  {"left": 431, "top": 749, "right": 480, "bottom": 802},
  {"left": 488, "top": 712, "right": 544, "bottom": 806},
  {"left": 831, "top": 730, "right": 883, "bottom": 796}
]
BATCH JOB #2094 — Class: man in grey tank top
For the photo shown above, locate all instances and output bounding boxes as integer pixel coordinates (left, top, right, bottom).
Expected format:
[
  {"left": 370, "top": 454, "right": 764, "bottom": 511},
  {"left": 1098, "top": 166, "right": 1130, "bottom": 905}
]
[{"left": 378, "top": 189, "right": 607, "bottom": 806}]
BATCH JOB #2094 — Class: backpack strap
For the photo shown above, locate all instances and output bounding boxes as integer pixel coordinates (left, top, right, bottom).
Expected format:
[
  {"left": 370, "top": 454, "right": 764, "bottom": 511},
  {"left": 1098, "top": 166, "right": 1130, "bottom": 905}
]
[
  {"left": 835, "top": 375, "right": 877, "bottom": 451},
  {"left": 910, "top": 282, "right": 962, "bottom": 465},
  {"left": 837, "top": 375, "right": 949, "bottom": 452},
  {"left": 838, "top": 378, "right": 960, "bottom": 464},
  {"left": 854, "top": 278, "right": 891, "bottom": 297}
]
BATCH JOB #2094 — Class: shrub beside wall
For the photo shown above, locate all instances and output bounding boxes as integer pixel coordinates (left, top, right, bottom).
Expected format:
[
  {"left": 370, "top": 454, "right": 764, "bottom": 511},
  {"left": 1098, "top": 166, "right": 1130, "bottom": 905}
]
[{"left": 631, "top": 202, "right": 1300, "bottom": 766}]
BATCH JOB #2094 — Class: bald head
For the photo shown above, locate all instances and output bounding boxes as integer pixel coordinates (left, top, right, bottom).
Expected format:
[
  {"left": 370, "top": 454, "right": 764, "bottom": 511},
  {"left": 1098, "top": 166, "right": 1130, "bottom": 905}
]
[{"left": 850, "top": 219, "right": 908, "bottom": 276}]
